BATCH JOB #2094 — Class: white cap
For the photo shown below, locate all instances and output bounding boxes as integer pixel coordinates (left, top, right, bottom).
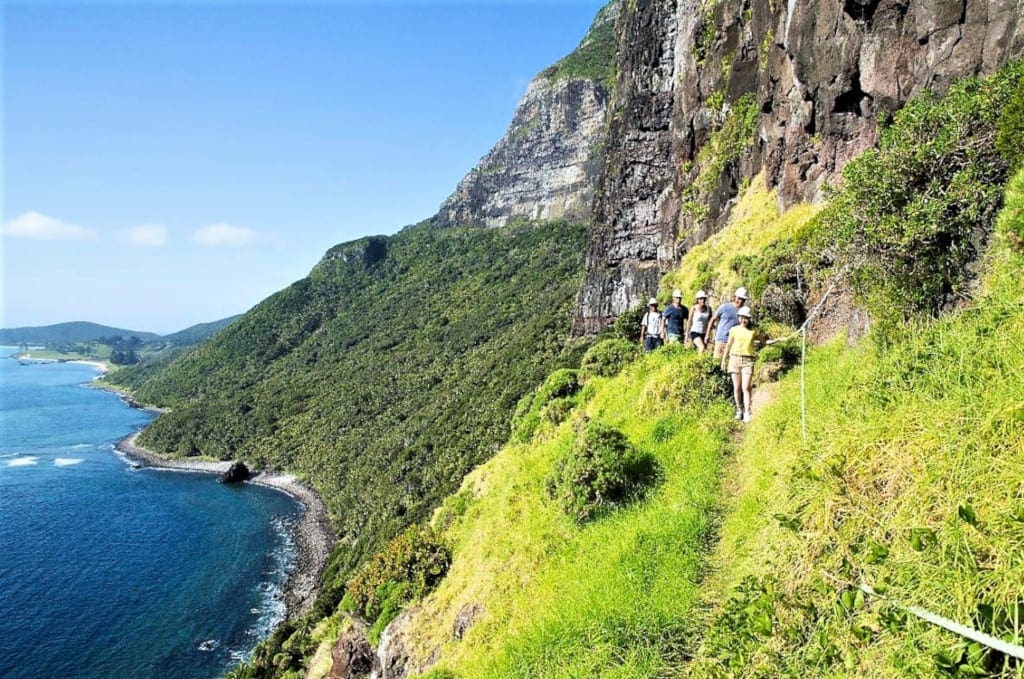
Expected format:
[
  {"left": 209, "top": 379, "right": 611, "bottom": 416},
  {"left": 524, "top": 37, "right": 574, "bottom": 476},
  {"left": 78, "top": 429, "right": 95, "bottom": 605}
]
[
  {"left": 737, "top": 306, "right": 752, "bottom": 317},
  {"left": 735, "top": 287, "right": 749, "bottom": 300},
  {"left": 672, "top": 289, "right": 682, "bottom": 298},
  {"left": 647, "top": 297, "right": 658, "bottom": 306},
  {"left": 695, "top": 290, "right": 708, "bottom": 299}
]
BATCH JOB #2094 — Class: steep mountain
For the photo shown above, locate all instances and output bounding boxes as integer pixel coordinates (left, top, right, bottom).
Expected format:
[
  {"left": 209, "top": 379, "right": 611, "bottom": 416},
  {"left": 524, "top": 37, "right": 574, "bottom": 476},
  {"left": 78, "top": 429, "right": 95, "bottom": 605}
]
[
  {"left": 431, "top": 3, "right": 617, "bottom": 228},
  {"left": 0, "top": 321, "right": 162, "bottom": 345},
  {"left": 104, "top": 0, "right": 1024, "bottom": 676},
  {"left": 315, "top": 62, "right": 1024, "bottom": 678},
  {"left": 572, "top": 0, "right": 1024, "bottom": 332}
]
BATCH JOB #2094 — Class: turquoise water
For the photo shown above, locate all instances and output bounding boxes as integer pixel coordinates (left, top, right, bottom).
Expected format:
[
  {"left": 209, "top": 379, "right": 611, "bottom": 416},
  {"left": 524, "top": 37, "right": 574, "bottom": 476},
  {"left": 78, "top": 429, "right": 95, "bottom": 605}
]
[{"left": 0, "top": 348, "right": 301, "bottom": 678}]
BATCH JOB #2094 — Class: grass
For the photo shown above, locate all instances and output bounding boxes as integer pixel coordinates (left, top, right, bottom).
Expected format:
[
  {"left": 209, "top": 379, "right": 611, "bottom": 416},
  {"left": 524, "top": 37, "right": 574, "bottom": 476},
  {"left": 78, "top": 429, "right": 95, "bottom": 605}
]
[
  {"left": 389, "top": 346, "right": 734, "bottom": 678},
  {"left": 687, "top": 173, "right": 1024, "bottom": 677},
  {"left": 662, "top": 172, "right": 819, "bottom": 306}
]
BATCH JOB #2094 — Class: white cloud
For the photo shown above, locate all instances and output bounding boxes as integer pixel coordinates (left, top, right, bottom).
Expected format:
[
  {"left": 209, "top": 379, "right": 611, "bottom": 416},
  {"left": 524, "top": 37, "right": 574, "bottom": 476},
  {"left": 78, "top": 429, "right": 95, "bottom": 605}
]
[
  {"left": 1, "top": 212, "right": 98, "bottom": 241},
  {"left": 123, "top": 223, "right": 168, "bottom": 247},
  {"left": 191, "top": 222, "right": 265, "bottom": 247}
]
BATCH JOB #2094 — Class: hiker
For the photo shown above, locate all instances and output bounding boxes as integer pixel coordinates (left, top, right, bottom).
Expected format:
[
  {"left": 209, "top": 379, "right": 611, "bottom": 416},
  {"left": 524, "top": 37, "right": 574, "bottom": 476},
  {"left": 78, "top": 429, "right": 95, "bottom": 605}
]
[
  {"left": 662, "top": 289, "right": 689, "bottom": 344},
  {"left": 706, "top": 286, "right": 749, "bottom": 360},
  {"left": 686, "top": 290, "right": 711, "bottom": 353},
  {"left": 720, "top": 305, "right": 758, "bottom": 422},
  {"left": 640, "top": 297, "right": 664, "bottom": 352}
]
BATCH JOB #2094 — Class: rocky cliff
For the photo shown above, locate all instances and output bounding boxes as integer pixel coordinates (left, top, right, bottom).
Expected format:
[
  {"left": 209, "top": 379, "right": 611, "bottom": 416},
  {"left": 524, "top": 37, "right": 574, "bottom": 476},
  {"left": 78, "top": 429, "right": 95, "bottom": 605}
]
[
  {"left": 572, "top": 0, "right": 1024, "bottom": 332},
  {"left": 431, "top": 3, "right": 618, "bottom": 228}
]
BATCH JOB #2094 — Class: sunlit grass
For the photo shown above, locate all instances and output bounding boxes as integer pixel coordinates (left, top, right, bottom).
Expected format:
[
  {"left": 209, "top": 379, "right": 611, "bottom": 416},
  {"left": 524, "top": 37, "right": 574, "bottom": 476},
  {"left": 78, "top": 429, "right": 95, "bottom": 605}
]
[
  {"left": 402, "top": 347, "right": 733, "bottom": 677},
  {"left": 688, "top": 173, "right": 1024, "bottom": 677}
]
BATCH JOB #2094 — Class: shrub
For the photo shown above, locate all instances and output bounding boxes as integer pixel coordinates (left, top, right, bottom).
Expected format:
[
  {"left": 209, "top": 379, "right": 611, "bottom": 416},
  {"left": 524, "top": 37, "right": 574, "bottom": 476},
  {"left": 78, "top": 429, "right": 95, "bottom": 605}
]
[
  {"left": 547, "top": 422, "right": 660, "bottom": 523},
  {"left": 580, "top": 339, "right": 638, "bottom": 379},
  {"left": 341, "top": 525, "right": 450, "bottom": 635},
  {"left": 995, "top": 82, "right": 1024, "bottom": 171},
  {"left": 997, "top": 168, "right": 1024, "bottom": 253},
  {"left": 511, "top": 369, "right": 583, "bottom": 441},
  {"left": 612, "top": 304, "right": 647, "bottom": 342},
  {"left": 812, "top": 60, "right": 1024, "bottom": 322}
]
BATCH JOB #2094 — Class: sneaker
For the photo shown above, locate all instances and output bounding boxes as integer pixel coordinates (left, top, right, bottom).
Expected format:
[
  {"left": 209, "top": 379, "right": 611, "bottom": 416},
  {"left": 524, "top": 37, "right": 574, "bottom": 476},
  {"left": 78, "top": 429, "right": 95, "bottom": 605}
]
[
  {"left": 734, "top": 409, "right": 743, "bottom": 420},
  {"left": 743, "top": 411, "right": 752, "bottom": 423}
]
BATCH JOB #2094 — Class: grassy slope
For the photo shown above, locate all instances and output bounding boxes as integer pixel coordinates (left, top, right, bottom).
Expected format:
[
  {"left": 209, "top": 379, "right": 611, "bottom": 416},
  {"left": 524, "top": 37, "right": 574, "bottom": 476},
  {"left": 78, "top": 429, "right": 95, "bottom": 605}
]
[
  {"left": 660, "top": 172, "right": 819, "bottom": 305},
  {"left": 370, "top": 178, "right": 814, "bottom": 678},
  {"left": 372, "top": 169, "right": 1023, "bottom": 678},
  {"left": 689, "top": 171, "right": 1024, "bottom": 678},
  {"left": 409, "top": 348, "right": 734, "bottom": 677}
]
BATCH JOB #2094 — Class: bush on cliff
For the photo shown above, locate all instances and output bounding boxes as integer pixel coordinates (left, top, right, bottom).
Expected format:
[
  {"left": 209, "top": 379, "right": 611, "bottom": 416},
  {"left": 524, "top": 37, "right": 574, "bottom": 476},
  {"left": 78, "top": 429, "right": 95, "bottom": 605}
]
[
  {"left": 511, "top": 368, "right": 584, "bottom": 442},
  {"left": 812, "top": 60, "right": 1024, "bottom": 327},
  {"left": 341, "top": 525, "right": 450, "bottom": 644},
  {"left": 546, "top": 421, "right": 659, "bottom": 523},
  {"left": 580, "top": 338, "right": 637, "bottom": 379}
]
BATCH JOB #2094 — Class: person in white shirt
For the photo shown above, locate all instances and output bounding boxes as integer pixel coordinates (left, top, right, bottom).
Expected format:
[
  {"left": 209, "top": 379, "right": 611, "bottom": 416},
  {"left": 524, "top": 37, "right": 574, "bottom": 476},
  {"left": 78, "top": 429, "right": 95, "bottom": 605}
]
[{"left": 639, "top": 297, "right": 664, "bottom": 352}]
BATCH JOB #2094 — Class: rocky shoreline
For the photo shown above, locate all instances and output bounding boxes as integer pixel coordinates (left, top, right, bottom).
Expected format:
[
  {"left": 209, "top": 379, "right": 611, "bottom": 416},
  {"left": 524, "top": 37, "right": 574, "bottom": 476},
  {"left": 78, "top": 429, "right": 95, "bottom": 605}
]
[{"left": 115, "top": 431, "right": 335, "bottom": 619}]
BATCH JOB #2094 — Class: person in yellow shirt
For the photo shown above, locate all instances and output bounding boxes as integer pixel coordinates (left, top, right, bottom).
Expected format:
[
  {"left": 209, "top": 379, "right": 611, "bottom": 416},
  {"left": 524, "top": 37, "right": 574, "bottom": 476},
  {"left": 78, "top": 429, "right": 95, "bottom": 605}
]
[{"left": 720, "top": 306, "right": 758, "bottom": 422}]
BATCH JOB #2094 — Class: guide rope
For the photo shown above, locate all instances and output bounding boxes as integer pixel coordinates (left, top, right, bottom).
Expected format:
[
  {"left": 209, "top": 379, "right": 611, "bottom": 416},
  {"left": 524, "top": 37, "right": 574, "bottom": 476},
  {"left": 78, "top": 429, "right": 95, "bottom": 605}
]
[{"left": 822, "top": 572, "right": 1024, "bottom": 661}]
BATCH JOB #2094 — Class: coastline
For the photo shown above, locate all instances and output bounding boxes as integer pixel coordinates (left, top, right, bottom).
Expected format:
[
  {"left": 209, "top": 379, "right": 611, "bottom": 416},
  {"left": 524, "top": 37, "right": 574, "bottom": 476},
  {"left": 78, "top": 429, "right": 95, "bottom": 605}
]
[{"left": 115, "top": 431, "right": 335, "bottom": 620}]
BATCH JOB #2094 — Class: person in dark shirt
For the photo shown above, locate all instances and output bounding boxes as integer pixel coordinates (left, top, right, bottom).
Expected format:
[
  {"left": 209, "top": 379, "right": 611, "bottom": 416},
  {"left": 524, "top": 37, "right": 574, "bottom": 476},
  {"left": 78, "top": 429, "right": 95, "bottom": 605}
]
[{"left": 662, "top": 289, "right": 689, "bottom": 344}]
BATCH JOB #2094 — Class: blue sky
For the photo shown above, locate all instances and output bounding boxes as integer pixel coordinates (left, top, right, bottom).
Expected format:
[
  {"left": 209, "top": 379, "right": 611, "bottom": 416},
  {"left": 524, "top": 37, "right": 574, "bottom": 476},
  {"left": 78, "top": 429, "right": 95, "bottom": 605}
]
[{"left": 1, "top": 0, "right": 605, "bottom": 333}]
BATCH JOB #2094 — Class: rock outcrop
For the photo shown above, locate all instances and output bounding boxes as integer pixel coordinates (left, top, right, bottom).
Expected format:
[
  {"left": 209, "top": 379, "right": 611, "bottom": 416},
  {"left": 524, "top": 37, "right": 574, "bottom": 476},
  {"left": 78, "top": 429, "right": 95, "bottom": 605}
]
[
  {"left": 431, "top": 3, "right": 618, "bottom": 229},
  {"left": 218, "top": 461, "right": 250, "bottom": 484},
  {"left": 571, "top": 0, "right": 1024, "bottom": 333}
]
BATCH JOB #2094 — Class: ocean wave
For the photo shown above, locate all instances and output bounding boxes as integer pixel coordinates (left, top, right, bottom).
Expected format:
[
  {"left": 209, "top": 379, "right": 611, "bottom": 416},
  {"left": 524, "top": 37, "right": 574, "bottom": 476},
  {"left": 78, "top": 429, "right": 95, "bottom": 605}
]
[
  {"left": 69, "top": 443, "right": 92, "bottom": 450},
  {"left": 54, "top": 458, "right": 84, "bottom": 467},
  {"left": 8, "top": 456, "right": 39, "bottom": 467}
]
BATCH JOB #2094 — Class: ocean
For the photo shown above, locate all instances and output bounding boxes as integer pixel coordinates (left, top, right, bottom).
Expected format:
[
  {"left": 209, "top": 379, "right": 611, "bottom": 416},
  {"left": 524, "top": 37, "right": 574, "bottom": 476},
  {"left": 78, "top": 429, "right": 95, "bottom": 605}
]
[{"left": 0, "top": 347, "right": 301, "bottom": 678}]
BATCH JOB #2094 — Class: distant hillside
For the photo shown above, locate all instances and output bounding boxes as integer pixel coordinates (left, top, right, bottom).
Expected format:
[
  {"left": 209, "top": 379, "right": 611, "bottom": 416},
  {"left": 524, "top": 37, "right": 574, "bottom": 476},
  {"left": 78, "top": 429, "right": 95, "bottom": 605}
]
[
  {"left": 0, "top": 321, "right": 161, "bottom": 345},
  {"left": 104, "top": 221, "right": 588, "bottom": 573},
  {"left": 163, "top": 315, "right": 242, "bottom": 346}
]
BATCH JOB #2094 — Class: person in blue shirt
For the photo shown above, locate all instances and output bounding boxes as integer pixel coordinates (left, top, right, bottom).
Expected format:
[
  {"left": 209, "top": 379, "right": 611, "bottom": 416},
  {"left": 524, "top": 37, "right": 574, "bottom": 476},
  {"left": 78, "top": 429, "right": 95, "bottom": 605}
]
[
  {"left": 705, "top": 286, "right": 749, "bottom": 360},
  {"left": 661, "top": 289, "right": 689, "bottom": 344}
]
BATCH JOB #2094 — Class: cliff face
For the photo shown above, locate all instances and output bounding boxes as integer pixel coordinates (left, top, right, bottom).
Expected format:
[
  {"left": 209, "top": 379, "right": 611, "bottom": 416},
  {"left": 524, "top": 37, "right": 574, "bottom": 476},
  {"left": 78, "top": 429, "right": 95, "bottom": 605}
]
[
  {"left": 431, "top": 4, "right": 618, "bottom": 228},
  {"left": 572, "top": 0, "right": 1024, "bottom": 333}
]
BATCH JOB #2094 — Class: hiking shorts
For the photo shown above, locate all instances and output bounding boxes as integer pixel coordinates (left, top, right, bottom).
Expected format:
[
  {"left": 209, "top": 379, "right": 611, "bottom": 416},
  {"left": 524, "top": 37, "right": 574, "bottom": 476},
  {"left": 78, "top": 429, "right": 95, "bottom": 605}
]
[
  {"left": 644, "top": 336, "right": 663, "bottom": 352},
  {"left": 728, "top": 354, "right": 756, "bottom": 376},
  {"left": 689, "top": 331, "right": 705, "bottom": 344},
  {"left": 713, "top": 341, "right": 729, "bottom": 359},
  {"left": 666, "top": 333, "right": 682, "bottom": 344}
]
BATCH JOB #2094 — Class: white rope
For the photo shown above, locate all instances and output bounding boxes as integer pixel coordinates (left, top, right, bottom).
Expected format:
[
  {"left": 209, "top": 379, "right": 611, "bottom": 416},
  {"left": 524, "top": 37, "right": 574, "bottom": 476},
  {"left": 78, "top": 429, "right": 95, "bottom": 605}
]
[
  {"left": 858, "top": 583, "right": 1024, "bottom": 661},
  {"left": 800, "top": 325, "right": 807, "bottom": 442}
]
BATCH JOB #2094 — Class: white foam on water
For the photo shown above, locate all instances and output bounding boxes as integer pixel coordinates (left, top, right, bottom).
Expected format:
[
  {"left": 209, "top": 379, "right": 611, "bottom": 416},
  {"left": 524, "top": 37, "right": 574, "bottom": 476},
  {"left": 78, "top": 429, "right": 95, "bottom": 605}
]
[
  {"left": 69, "top": 443, "right": 92, "bottom": 450},
  {"left": 54, "top": 458, "right": 84, "bottom": 467},
  {"left": 8, "top": 456, "right": 39, "bottom": 467},
  {"left": 197, "top": 639, "right": 220, "bottom": 652}
]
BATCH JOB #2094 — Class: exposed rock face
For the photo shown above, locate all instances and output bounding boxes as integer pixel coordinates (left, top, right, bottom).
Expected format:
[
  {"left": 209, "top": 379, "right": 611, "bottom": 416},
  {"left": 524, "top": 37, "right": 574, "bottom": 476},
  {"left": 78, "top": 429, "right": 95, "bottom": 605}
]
[
  {"left": 571, "top": 0, "right": 1024, "bottom": 333},
  {"left": 329, "top": 622, "right": 376, "bottom": 679},
  {"left": 431, "top": 5, "right": 617, "bottom": 229},
  {"left": 217, "top": 461, "right": 250, "bottom": 484}
]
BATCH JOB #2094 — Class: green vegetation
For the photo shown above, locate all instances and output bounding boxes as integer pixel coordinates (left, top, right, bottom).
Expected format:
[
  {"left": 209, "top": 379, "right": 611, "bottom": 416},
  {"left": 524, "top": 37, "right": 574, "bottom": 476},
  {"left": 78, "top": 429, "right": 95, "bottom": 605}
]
[
  {"left": 511, "top": 368, "right": 584, "bottom": 442},
  {"left": 341, "top": 525, "right": 450, "bottom": 644},
  {"left": 689, "top": 186, "right": 1024, "bottom": 676},
  {"left": 539, "top": 2, "right": 617, "bottom": 87},
  {"left": 546, "top": 420, "right": 659, "bottom": 523},
  {"left": 813, "top": 61, "right": 1024, "bottom": 324},
  {"left": 106, "top": 220, "right": 589, "bottom": 677},
  {"left": 579, "top": 337, "right": 638, "bottom": 378},
  {"left": 394, "top": 345, "right": 734, "bottom": 676}
]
